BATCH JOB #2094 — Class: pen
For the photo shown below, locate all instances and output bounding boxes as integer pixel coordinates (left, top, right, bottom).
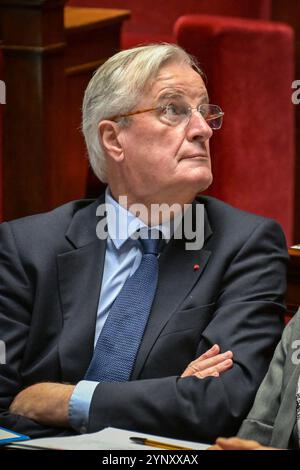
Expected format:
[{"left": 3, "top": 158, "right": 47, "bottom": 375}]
[{"left": 130, "top": 436, "right": 192, "bottom": 450}]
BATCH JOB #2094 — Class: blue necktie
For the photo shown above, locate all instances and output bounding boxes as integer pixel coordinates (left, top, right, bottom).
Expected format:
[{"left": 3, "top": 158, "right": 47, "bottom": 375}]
[{"left": 85, "top": 229, "right": 164, "bottom": 382}]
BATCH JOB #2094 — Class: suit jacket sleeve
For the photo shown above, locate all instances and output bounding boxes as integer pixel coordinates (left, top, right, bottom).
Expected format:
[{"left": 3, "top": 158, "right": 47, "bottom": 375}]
[
  {"left": 0, "top": 222, "right": 69, "bottom": 438},
  {"left": 238, "top": 314, "right": 297, "bottom": 446},
  {"left": 88, "top": 219, "right": 287, "bottom": 443}
]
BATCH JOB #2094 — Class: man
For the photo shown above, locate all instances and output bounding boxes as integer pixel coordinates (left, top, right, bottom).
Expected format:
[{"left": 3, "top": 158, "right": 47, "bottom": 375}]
[
  {"left": 209, "top": 307, "right": 300, "bottom": 450},
  {"left": 0, "top": 44, "right": 287, "bottom": 442}
]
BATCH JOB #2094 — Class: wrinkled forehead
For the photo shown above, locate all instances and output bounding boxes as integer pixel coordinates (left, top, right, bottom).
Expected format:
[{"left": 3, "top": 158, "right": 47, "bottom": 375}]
[{"left": 145, "top": 61, "right": 208, "bottom": 103}]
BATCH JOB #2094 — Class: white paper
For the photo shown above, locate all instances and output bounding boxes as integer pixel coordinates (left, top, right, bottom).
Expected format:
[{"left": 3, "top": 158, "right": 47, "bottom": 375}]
[
  {"left": 8, "top": 427, "right": 209, "bottom": 450},
  {"left": 0, "top": 428, "right": 20, "bottom": 440}
]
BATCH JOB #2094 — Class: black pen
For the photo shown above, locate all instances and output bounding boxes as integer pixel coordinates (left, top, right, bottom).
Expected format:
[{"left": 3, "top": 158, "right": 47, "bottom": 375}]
[{"left": 130, "top": 436, "right": 192, "bottom": 450}]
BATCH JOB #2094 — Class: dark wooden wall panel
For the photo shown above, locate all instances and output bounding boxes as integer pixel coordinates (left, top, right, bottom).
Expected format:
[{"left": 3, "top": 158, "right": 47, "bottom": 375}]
[{"left": 0, "top": 0, "right": 129, "bottom": 220}]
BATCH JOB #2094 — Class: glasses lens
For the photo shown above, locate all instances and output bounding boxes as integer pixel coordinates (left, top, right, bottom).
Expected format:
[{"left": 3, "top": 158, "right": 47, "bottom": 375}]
[
  {"left": 158, "top": 102, "right": 189, "bottom": 126},
  {"left": 199, "top": 104, "right": 223, "bottom": 130}
]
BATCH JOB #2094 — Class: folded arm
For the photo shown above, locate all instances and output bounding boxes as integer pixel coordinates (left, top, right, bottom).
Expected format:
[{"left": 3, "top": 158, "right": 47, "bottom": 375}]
[
  {"left": 0, "top": 218, "right": 287, "bottom": 441},
  {"left": 8, "top": 344, "right": 233, "bottom": 428},
  {"left": 85, "top": 219, "right": 287, "bottom": 442}
]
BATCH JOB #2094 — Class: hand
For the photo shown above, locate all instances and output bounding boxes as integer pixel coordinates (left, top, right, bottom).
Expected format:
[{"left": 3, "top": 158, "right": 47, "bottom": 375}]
[
  {"left": 9, "top": 382, "right": 75, "bottom": 427},
  {"left": 181, "top": 344, "right": 233, "bottom": 379},
  {"left": 207, "top": 437, "right": 279, "bottom": 450}
]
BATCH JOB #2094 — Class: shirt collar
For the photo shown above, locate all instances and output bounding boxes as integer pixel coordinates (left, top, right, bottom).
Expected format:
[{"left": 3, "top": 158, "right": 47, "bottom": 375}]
[{"left": 105, "top": 187, "right": 181, "bottom": 250}]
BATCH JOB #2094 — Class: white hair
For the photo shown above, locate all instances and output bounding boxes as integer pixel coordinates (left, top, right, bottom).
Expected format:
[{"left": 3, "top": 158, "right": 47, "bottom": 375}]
[{"left": 82, "top": 43, "right": 203, "bottom": 183}]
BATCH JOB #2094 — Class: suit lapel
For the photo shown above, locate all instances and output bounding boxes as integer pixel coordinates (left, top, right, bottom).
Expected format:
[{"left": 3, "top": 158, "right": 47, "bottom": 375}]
[
  {"left": 57, "top": 196, "right": 212, "bottom": 383},
  {"left": 131, "top": 202, "right": 212, "bottom": 379},
  {"left": 57, "top": 197, "right": 107, "bottom": 383}
]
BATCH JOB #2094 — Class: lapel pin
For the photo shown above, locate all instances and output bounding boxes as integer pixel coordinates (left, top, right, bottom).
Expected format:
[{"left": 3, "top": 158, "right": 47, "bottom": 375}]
[{"left": 193, "top": 264, "right": 200, "bottom": 271}]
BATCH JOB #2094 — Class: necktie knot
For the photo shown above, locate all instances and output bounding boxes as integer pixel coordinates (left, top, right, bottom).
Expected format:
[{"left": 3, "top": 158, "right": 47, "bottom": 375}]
[{"left": 139, "top": 229, "right": 164, "bottom": 256}]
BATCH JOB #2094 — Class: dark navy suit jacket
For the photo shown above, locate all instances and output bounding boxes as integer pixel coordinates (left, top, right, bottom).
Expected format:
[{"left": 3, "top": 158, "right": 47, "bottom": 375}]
[{"left": 0, "top": 194, "right": 287, "bottom": 442}]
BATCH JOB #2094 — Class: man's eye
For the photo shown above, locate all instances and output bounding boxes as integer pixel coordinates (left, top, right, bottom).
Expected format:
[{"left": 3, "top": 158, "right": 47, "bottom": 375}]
[{"left": 165, "top": 103, "right": 186, "bottom": 116}]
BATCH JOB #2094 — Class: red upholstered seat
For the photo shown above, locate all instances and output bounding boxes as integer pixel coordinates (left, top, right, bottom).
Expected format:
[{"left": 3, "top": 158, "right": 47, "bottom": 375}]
[
  {"left": 175, "top": 15, "right": 295, "bottom": 244},
  {"left": 68, "top": 1, "right": 295, "bottom": 243},
  {"left": 67, "top": 0, "right": 271, "bottom": 46}
]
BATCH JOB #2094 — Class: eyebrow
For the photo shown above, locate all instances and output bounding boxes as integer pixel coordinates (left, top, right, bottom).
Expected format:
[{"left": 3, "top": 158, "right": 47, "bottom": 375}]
[{"left": 157, "top": 91, "right": 209, "bottom": 104}]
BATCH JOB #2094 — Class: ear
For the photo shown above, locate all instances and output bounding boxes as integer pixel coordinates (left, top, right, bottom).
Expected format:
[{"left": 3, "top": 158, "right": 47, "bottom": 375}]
[{"left": 98, "top": 120, "right": 124, "bottom": 162}]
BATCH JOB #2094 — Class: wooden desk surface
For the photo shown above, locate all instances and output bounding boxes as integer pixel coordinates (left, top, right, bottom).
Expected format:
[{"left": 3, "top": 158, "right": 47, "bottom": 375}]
[
  {"left": 64, "top": 7, "right": 130, "bottom": 32},
  {"left": 289, "top": 247, "right": 300, "bottom": 259}
]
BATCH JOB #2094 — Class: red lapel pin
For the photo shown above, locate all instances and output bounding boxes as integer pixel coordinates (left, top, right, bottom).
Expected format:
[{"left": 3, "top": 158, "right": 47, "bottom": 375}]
[{"left": 193, "top": 264, "right": 200, "bottom": 271}]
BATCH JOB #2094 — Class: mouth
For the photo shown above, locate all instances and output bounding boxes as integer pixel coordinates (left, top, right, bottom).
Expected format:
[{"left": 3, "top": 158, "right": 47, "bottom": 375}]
[{"left": 182, "top": 154, "right": 208, "bottom": 161}]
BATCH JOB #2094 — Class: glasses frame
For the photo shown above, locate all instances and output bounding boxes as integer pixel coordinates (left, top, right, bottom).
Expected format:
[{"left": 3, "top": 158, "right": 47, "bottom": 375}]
[{"left": 110, "top": 103, "right": 224, "bottom": 130}]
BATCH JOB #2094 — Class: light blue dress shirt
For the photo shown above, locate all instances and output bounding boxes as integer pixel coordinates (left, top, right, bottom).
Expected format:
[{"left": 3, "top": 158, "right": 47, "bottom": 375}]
[{"left": 69, "top": 188, "right": 175, "bottom": 433}]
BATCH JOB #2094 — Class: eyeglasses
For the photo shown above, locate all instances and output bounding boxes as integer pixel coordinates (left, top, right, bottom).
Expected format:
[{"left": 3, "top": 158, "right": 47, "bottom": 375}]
[{"left": 111, "top": 102, "right": 224, "bottom": 130}]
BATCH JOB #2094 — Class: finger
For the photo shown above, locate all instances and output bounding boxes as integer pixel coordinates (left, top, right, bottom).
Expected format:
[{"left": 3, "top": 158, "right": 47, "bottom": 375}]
[
  {"left": 9, "top": 392, "right": 24, "bottom": 414},
  {"left": 193, "top": 371, "right": 219, "bottom": 379},
  {"left": 196, "top": 344, "right": 220, "bottom": 361},
  {"left": 192, "top": 359, "right": 233, "bottom": 379},
  {"left": 181, "top": 353, "right": 232, "bottom": 377},
  {"left": 193, "top": 366, "right": 220, "bottom": 379},
  {"left": 181, "top": 348, "right": 233, "bottom": 378},
  {"left": 9, "top": 400, "right": 17, "bottom": 413},
  {"left": 215, "top": 437, "right": 262, "bottom": 450},
  {"left": 188, "top": 351, "right": 233, "bottom": 373},
  {"left": 206, "top": 444, "right": 223, "bottom": 451},
  {"left": 255, "top": 446, "right": 279, "bottom": 451},
  {"left": 184, "top": 346, "right": 220, "bottom": 374},
  {"left": 215, "top": 358, "right": 233, "bottom": 373}
]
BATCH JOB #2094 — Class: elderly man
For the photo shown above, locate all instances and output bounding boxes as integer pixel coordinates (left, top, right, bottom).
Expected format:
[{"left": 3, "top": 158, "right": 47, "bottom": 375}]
[{"left": 0, "top": 44, "right": 287, "bottom": 442}]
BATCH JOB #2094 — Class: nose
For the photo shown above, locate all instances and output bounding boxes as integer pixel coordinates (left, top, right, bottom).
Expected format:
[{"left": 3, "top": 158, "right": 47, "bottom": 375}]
[{"left": 185, "top": 109, "right": 213, "bottom": 142}]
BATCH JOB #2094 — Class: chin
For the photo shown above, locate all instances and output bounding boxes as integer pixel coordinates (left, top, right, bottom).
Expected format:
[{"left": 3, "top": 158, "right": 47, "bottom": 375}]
[{"left": 188, "top": 168, "right": 213, "bottom": 192}]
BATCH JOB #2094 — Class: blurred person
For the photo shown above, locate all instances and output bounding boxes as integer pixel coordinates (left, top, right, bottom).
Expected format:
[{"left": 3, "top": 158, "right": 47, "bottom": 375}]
[{"left": 209, "top": 308, "right": 300, "bottom": 450}]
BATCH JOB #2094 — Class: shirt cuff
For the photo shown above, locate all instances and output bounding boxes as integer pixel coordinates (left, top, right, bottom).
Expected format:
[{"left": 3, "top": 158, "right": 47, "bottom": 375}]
[{"left": 68, "top": 380, "right": 98, "bottom": 434}]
